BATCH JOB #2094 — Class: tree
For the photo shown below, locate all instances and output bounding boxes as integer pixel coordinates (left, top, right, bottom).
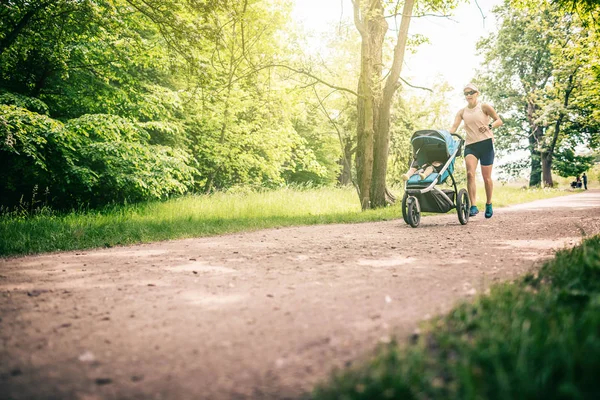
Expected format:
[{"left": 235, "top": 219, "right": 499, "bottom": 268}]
[
  {"left": 552, "top": 148, "right": 594, "bottom": 178},
  {"left": 477, "top": 0, "right": 599, "bottom": 187},
  {"left": 351, "top": 0, "right": 412, "bottom": 209},
  {"left": 351, "top": 0, "right": 458, "bottom": 209}
]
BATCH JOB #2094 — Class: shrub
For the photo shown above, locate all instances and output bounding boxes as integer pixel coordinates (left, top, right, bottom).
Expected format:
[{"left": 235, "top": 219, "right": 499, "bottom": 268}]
[
  {"left": 64, "top": 114, "right": 150, "bottom": 143},
  {"left": 76, "top": 141, "right": 195, "bottom": 206},
  {"left": 1, "top": 105, "right": 196, "bottom": 209},
  {"left": 0, "top": 105, "right": 67, "bottom": 208},
  {"left": 0, "top": 92, "right": 50, "bottom": 115}
]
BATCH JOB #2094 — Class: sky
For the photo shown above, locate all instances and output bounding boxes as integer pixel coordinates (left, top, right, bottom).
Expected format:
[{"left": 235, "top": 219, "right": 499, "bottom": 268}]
[{"left": 292, "top": 0, "right": 504, "bottom": 112}]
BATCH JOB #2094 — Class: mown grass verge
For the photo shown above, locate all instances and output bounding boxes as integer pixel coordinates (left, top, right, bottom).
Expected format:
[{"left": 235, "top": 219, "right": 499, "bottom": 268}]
[
  {"left": 1, "top": 185, "right": 574, "bottom": 257},
  {"left": 312, "top": 234, "right": 600, "bottom": 400}
]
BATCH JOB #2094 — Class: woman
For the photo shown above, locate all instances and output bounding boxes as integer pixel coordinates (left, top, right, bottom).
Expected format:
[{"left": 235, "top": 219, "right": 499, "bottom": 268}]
[{"left": 449, "top": 83, "right": 503, "bottom": 218}]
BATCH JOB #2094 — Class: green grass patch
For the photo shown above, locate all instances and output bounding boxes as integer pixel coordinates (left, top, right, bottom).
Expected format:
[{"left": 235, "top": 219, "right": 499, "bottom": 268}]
[
  {"left": 1, "top": 185, "right": 575, "bottom": 257},
  {"left": 312, "top": 235, "right": 600, "bottom": 400}
]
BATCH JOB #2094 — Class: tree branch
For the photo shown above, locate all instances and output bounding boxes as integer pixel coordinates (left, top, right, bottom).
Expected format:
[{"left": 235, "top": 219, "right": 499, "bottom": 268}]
[
  {"left": 312, "top": 87, "right": 360, "bottom": 198},
  {"left": 233, "top": 63, "right": 359, "bottom": 97},
  {"left": 351, "top": 0, "right": 365, "bottom": 35},
  {"left": 383, "top": 0, "right": 416, "bottom": 102},
  {"left": 474, "top": 0, "right": 487, "bottom": 28},
  {"left": 399, "top": 77, "right": 433, "bottom": 92}
]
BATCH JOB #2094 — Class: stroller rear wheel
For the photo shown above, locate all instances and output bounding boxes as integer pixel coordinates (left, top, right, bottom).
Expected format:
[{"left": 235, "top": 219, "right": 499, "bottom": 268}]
[
  {"left": 456, "top": 188, "right": 469, "bottom": 225},
  {"left": 407, "top": 196, "right": 421, "bottom": 228}
]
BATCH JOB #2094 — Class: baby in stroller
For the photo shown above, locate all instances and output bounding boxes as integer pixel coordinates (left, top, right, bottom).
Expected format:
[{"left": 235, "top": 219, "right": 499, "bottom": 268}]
[{"left": 402, "top": 160, "right": 444, "bottom": 181}]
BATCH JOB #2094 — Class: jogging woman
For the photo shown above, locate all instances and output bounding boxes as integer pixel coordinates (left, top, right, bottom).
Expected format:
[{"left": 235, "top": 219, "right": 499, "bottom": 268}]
[{"left": 449, "top": 83, "right": 503, "bottom": 218}]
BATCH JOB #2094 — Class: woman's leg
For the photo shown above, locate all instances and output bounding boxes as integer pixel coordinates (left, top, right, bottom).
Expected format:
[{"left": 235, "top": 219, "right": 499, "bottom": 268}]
[
  {"left": 481, "top": 164, "right": 493, "bottom": 204},
  {"left": 465, "top": 154, "right": 479, "bottom": 206}
]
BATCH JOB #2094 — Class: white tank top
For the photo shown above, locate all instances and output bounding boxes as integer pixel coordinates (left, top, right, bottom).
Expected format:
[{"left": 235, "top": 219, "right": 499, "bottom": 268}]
[{"left": 462, "top": 103, "right": 493, "bottom": 145}]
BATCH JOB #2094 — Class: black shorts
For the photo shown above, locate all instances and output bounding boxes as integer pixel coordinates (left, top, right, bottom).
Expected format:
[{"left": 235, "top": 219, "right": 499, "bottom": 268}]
[{"left": 464, "top": 138, "right": 494, "bottom": 166}]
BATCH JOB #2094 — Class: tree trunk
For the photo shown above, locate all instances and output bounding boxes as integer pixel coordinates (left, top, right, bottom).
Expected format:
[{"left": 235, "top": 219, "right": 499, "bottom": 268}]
[
  {"left": 541, "top": 151, "right": 553, "bottom": 187},
  {"left": 529, "top": 153, "right": 542, "bottom": 186},
  {"left": 354, "top": 1, "right": 377, "bottom": 210},
  {"left": 353, "top": 0, "right": 415, "bottom": 209},
  {"left": 371, "top": 0, "right": 414, "bottom": 208},
  {"left": 355, "top": 65, "right": 373, "bottom": 209},
  {"left": 540, "top": 73, "right": 575, "bottom": 188},
  {"left": 528, "top": 128, "right": 542, "bottom": 186},
  {"left": 338, "top": 142, "right": 354, "bottom": 186},
  {"left": 526, "top": 100, "right": 543, "bottom": 187},
  {"left": 366, "top": 3, "right": 387, "bottom": 208}
]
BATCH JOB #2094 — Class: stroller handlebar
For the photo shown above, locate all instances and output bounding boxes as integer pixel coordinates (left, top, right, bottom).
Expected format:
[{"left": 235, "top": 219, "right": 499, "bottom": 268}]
[
  {"left": 450, "top": 133, "right": 464, "bottom": 157},
  {"left": 450, "top": 133, "right": 464, "bottom": 142}
]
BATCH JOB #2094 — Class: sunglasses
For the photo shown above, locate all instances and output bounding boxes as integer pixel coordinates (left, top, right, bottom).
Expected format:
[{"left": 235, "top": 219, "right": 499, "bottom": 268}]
[{"left": 464, "top": 90, "right": 477, "bottom": 96}]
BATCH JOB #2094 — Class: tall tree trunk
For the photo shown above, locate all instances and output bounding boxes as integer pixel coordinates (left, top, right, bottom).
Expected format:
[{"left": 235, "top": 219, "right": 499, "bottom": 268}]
[
  {"left": 371, "top": 0, "right": 414, "bottom": 208},
  {"left": 355, "top": 65, "right": 373, "bottom": 209},
  {"left": 528, "top": 128, "right": 543, "bottom": 186},
  {"left": 526, "top": 100, "right": 543, "bottom": 187},
  {"left": 354, "top": 2, "right": 376, "bottom": 210},
  {"left": 338, "top": 141, "right": 354, "bottom": 186},
  {"left": 541, "top": 151, "right": 553, "bottom": 187},
  {"left": 353, "top": 0, "right": 415, "bottom": 209},
  {"left": 540, "top": 73, "right": 575, "bottom": 187}
]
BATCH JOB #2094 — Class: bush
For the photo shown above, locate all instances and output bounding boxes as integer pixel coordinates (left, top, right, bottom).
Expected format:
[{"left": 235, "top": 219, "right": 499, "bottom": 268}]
[
  {"left": 76, "top": 141, "right": 195, "bottom": 206},
  {"left": 1, "top": 105, "right": 196, "bottom": 209},
  {"left": 64, "top": 114, "right": 150, "bottom": 143},
  {"left": 0, "top": 105, "right": 67, "bottom": 208},
  {"left": 0, "top": 92, "right": 50, "bottom": 115}
]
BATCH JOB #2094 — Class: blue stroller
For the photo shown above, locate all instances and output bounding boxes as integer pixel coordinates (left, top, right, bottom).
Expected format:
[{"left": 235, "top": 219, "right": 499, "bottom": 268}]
[{"left": 401, "top": 129, "right": 470, "bottom": 228}]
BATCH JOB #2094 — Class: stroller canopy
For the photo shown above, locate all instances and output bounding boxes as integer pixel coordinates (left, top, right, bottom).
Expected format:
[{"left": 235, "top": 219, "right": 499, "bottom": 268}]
[{"left": 410, "top": 130, "right": 459, "bottom": 159}]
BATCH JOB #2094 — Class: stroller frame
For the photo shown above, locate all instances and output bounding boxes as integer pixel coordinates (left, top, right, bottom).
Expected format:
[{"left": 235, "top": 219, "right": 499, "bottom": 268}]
[{"left": 401, "top": 130, "right": 470, "bottom": 228}]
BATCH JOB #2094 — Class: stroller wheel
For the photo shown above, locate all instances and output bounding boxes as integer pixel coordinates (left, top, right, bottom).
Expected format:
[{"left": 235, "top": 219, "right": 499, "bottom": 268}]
[
  {"left": 407, "top": 197, "right": 420, "bottom": 228},
  {"left": 401, "top": 192, "right": 409, "bottom": 224},
  {"left": 457, "top": 188, "right": 469, "bottom": 225}
]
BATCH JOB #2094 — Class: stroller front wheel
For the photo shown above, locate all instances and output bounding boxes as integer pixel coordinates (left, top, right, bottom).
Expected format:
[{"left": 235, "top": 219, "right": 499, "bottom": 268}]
[
  {"left": 407, "top": 196, "right": 421, "bottom": 228},
  {"left": 457, "top": 188, "right": 469, "bottom": 225},
  {"left": 401, "top": 192, "right": 409, "bottom": 224}
]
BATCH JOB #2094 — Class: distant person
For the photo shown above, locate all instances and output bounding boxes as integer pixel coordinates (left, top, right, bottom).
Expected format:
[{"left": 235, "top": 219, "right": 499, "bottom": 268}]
[
  {"left": 583, "top": 173, "right": 588, "bottom": 190},
  {"left": 449, "top": 83, "right": 503, "bottom": 218},
  {"left": 576, "top": 175, "right": 582, "bottom": 188}
]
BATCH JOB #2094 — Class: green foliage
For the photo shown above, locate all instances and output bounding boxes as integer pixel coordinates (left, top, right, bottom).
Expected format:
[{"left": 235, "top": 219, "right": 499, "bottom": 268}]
[
  {"left": 312, "top": 234, "right": 600, "bottom": 400},
  {"left": 0, "top": 105, "right": 196, "bottom": 209},
  {"left": 0, "top": 104, "right": 67, "bottom": 206},
  {"left": 65, "top": 114, "right": 150, "bottom": 143},
  {"left": 477, "top": 0, "right": 600, "bottom": 185},
  {"left": 289, "top": 107, "right": 342, "bottom": 185},
  {"left": 0, "top": 0, "right": 404, "bottom": 208},
  {"left": 76, "top": 141, "right": 195, "bottom": 205},
  {"left": 0, "top": 91, "right": 49, "bottom": 115},
  {"left": 553, "top": 148, "right": 595, "bottom": 178},
  {"left": 139, "top": 120, "right": 188, "bottom": 148},
  {"left": 189, "top": 111, "right": 327, "bottom": 191}
]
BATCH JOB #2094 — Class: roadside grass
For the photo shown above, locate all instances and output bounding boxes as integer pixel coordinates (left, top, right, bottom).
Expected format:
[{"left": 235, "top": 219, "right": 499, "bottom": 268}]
[
  {"left": 312, "top": 235, "right": 600, "bottom": 400},
  {"left": 1, "top": 184, "right": 575, "bottom": 257}
]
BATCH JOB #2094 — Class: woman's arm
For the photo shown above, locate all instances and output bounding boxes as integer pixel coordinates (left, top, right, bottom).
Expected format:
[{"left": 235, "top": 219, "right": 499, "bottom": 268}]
[
  {"left": 482, "top": 103, "right": 503, "bottom": 129},
  {"left": 449, "top": 109, "right": 463, "bottom": 133}
]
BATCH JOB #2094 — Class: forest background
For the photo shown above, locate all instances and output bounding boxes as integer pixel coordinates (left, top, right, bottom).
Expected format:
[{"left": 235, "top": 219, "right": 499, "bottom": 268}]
[{"left": 1, "top": 0, "right": 598, "bottom": 212}]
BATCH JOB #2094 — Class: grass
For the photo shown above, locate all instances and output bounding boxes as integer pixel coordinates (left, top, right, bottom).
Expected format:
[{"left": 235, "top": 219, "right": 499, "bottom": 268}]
[
  {"left": 311, "top": 235, "right": 600, "bottom": 400},
  {"left": 0, "top": 184, "right": 578, "bottom": 257}
]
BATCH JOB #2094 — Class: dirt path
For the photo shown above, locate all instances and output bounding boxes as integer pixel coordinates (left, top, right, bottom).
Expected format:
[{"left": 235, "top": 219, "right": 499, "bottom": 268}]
[{"left": 1, "top": 190, "right": 600, "bottom": 400}]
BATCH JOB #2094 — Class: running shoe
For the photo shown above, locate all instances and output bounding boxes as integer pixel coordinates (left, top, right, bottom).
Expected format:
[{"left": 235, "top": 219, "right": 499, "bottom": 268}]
[
  {"left": 485, "top": 203, "right": 493, "bottom": 219},
  {"left": 469, "top": 205, "right": 479, "bottom": 217}
]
